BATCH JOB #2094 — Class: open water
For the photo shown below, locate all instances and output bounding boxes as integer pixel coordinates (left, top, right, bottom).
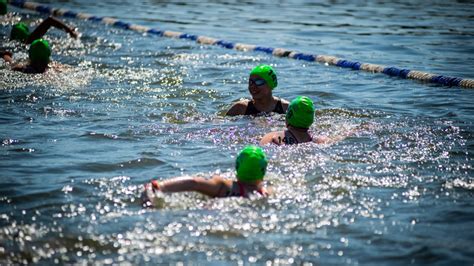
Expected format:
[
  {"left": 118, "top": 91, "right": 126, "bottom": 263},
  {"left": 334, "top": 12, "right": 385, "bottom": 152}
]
[{"left": 1, "top": 0, "right": 473, "bottom": 264}]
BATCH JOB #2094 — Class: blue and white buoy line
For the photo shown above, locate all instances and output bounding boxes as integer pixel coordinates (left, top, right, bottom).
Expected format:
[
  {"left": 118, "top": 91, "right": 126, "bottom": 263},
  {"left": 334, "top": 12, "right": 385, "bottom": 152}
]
[{"left": 7, "top": 0, "right": 474, "bottom": 89}]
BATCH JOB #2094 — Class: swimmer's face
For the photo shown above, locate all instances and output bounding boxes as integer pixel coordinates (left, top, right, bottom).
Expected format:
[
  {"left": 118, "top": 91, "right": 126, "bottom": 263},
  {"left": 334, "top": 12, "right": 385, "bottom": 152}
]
[{"left": 248, "top": 74, "right": 272, "bottom": 99}]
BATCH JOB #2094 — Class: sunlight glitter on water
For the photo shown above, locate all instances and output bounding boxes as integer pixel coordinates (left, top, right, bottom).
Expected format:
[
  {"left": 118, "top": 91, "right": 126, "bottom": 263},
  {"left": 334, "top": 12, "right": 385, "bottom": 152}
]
[{"left": 1, "top": 1, "right": 474, "bottom": 264}]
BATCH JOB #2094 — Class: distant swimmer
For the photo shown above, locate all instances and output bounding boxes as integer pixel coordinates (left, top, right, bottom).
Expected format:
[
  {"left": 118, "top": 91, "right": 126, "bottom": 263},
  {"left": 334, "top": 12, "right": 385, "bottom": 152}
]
[
  {"left": 1, "top": 39, "right": 52, "bottom": 74},
  {"left": 10, "top": 16, "right": 78, "bottom": 44},
  {"left": 0, "top": 1, "right": 23, "bottom": 24},
  {"left": 0, "top": 0, "right": 6, "bottom": 15},
  {"left": 142, "top": 146, "right": 270, "bottom": 207},
  {"left": 260, "top": 96, "right": 353, "bottom": 145},
  {"left": 226, "top": 64, "right": 289, "bottom": 116}
]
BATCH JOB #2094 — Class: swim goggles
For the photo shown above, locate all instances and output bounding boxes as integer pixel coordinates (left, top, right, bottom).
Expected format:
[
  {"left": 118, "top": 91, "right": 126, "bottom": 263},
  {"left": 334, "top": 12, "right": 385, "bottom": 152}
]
[{"left": 249, "top": 78, "right": 266, "bottom": 87}]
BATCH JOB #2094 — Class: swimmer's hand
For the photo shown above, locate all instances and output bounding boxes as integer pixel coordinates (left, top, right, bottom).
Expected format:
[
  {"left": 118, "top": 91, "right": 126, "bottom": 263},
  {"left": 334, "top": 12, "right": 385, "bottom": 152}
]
[
  {"left": 68, "top": 27, "right": 79, "bottom": 39},
  {"left": 1, "top": 50, "right": 12, "bottom": 57},
  {"left": 1, "top": 50, "right": 13, "bottom": 63},
  {"left": 262, "top": 186, "right": 273, "bottom": 196},
  {"left": 141, "top": 180, "right": 164, "bottom": 208}
]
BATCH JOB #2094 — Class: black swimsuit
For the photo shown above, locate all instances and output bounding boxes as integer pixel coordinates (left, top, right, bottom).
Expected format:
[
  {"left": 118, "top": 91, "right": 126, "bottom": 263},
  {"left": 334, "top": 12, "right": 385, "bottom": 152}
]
[
  {"left": 224, "top": 181, "right": 266, "bottom": 197},
  {"left": 245, "top": 99, "right": 285, "bottom": 115},
  {"left": 281, "top": 130, "right": 313, "bottom": 145}
]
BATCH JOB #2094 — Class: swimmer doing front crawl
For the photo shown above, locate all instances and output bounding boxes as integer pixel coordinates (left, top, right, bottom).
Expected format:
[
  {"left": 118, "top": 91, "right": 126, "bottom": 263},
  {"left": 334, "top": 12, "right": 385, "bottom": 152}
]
[
  {"left": 1, "top": 15, "right": 78, "bottom": 73},
  {"left": 226, "top": 64, "right": 289, "bottom": 116},
  {"left": 1, "top": 39, "right": 52, "bottom": 73},
  {"left": 9, "top": 16, "right": 78, "bottom": 44},
  {"left": 142, "top": 146, "right": 270, "bottom": 207}
]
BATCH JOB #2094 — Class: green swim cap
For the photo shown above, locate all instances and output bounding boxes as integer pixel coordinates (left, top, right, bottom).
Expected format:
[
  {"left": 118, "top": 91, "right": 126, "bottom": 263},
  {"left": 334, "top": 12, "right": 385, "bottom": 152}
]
[
  {"left": 250, "top": 64, "right": 278, "bottom": 89},
  {"left": 29, "top": 39, "right": 51, "bottom": 66},
  {"left": 0, "top": 0, "right": 7, "bottom": 15},
  {"left": 235, "top": 145, "right": 268, "bottom": 182},
  {"left": 286, "top": 96, "right": 315, "bottom": 129},
  {"left": 10, "top": 23, "right": 30, "bottom": 42}
]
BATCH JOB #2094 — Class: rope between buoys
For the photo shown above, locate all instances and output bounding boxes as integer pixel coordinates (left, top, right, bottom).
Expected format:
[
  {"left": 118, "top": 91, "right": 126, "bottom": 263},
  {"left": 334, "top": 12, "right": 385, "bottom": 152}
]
[{"left": 7, "top": 0, "right": 474, "bottom": 89}]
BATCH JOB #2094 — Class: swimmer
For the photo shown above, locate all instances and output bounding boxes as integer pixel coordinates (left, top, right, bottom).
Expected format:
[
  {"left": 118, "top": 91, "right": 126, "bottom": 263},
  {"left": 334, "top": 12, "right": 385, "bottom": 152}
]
[
  {"left": 260, "top": 96, "right": 352, "bottom": 145},
  {"left": 226, "top": 64, "right": 289, "bottom": 116},
  {"left": 1, "top": 39, "right": 52, "bottom": 74},
  {"left": 142, "top": 146, "right": 270, "bottom": 207},
  {"left": 10, "top": 16, "right": 78, "bottom": 44},
  {"left": 0, "top": 1, "right": 23, "bottom": 24},
  {"left": 0, "top": 0, "right": 6, "bottom": 16}
]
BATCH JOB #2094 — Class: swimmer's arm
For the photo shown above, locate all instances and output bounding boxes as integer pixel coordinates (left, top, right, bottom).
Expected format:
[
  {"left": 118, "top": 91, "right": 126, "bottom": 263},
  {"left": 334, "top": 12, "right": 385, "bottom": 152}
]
[
  {"left": 157, "top": 175, "right": 225, "bottom": 197},
  {"left": 225, "top": 100, "right": 247, "bottom": 116},
  {"left": 1, "top": 51, "right": 35, "bottom": 72},
  {"left": 260, "top": 131, "right": 284, "bottom": 146},
  {"left": 1, "top": 51, "right": 26, "bottom": 72},
  {"left": 27, "top": 16, "right": 78, "bottom": 44},
  {"left": 314, "top": 128, "right": 356, "bottom": 145},
  {"left": 11, "top": 65, "right": 25, "bottom": 72},
  {"left": 1, "top": 50, "right": 13, "bottom": 63},
  {"left": 280, "top": 98, "right": 290, "bottom": 113}
]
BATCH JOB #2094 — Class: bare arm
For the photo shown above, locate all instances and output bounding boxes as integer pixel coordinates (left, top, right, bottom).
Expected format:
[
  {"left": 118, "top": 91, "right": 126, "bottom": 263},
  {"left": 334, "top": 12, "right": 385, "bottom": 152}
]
[
  {"left": 279, "top": 98, "right": 290, "bottom": 113},
  {"left": 27, "top": 16, "right": 78, "bottom": 44},
  {"left": 154, "top": 175, "right": 226, "bottom": 197},
  {"left": 314, "top": 127, "right": 357, "bottom": 145},
  {"left": 314, "top": 135, "right": 337, "bottom": 144},
  {"left": 225, "top": 100, "right": 248, "bottom": 116},
  {"left": 260, "top": 131, "right": 284, "bottom": 145},
  {"left": 1, "top": 50, "right": 13, "bottom": 63},
  {"left": 0, "top": 51, "right": 28, "bottom": 72}
]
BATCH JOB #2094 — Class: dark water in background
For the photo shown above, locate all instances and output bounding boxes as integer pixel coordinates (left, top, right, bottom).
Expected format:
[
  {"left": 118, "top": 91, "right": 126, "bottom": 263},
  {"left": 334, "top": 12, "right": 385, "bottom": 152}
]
[{"left": 1, "top": 0, "right": 473, "bottom": 264}]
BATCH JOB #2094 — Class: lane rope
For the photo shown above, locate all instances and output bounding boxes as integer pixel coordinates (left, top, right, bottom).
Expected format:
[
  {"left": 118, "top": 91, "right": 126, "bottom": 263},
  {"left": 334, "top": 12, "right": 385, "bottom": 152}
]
[{"left": 7, "top": 0, "right": 474, "bottom": 89}]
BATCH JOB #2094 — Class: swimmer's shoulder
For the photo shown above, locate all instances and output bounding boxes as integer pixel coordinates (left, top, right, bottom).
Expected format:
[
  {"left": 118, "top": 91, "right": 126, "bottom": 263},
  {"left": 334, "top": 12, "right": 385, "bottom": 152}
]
[
  {"left": 12, "top": 61, "right": 71, "bottom": 74},
  {"left": 208, "top": 175, "right": 233, "bottom": 197},
  {"left": 260, "top": 130, "right": 285, "bottom": 145},
  {"left": 273, "top": 97, "right": 289, "bottom": 113},
  {"left": 260, "top": 186, "right": 272, "bottom": 196},
  {"left": 11, "top": 63, "right": 33, "bottom": 73},
  {"left": 279, "top": 98, "right": 290, "bottom": 111},
  {"left": 226, "top": 99, "right": 250, "bottom": 116},
  {"left": 12, "top": 64, "right": 48, "bottom": 74}
]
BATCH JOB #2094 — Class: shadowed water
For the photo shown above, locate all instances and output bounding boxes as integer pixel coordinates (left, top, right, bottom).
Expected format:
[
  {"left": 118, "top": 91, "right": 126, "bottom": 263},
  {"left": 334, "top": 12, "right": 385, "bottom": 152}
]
[{"left": 1, "top": 0, "right": 473, "bottom": 264}]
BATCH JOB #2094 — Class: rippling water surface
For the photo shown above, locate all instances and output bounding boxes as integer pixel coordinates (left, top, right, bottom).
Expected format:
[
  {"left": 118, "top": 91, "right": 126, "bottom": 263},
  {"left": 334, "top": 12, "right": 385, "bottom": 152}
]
[{"left": 1, "top": 0, "right": 473, "bottom": 264}]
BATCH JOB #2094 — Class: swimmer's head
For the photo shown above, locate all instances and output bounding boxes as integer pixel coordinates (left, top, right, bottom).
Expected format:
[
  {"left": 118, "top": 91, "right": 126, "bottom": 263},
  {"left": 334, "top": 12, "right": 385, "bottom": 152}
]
[
  {"left": 286, "top": 96, "right": 315, "bottom": 129},
  {"left": 0, "top": 0, "right": 7, "bottom": 15},
  {"left": 250, "top": 64, "right": 278, "bottom": 90},
  {"left": 29, "top": 39, "right": 51, "bottom": 66},
  {"left": 10, "top": 23, "right": 30, "bottom": 42},
  {"left": 235, "top": 145, "right": 268, "bottom": 182}
]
